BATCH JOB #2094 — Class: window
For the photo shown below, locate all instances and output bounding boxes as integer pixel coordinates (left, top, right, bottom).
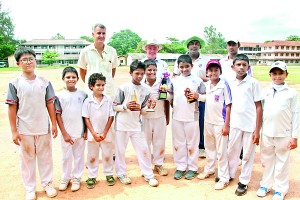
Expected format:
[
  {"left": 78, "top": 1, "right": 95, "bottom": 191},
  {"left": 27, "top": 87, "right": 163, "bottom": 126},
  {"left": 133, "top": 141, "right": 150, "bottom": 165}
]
[
  {"left": 275, "top": 53, "right": 278, "bottom": 56},
  {"left": 275, "top": 46, "right": 279, "bottom": 49},
  {"left": 286, "top": 46, "right": 290, "bottom": 50},
  {"left": 297, "top": 46, "right": 300, "bottom": 50},
  {"left": 296, "top": 53, "right": 300, "bottom": 56},
  {"left": 281, "top": 46, "right": 284, "bottom": 49},
  {"left": 291, "top": 53, "right": 294, "bottom": 56},
  {"left": 292, "top": 46, "right": 295, "bottom": 50},
  {"left": 280, "top": 53, "right": 284, "bottom": 56},
  {"left": 268, "top": 53, "right": 271, "bottom": 56},
  {"left": 286, "top": 53, "right": 289, "bottom": 56}
]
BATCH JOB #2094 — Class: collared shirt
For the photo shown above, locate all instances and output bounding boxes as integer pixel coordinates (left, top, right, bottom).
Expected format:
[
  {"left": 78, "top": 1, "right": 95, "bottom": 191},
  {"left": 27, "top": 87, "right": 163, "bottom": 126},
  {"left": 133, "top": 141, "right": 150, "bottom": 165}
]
[
  {"left": 142, "top": 57, "right": 169, "bottom": 79},
  {"left": 78, "top": 44, "right": 119, "bottom": 98}
]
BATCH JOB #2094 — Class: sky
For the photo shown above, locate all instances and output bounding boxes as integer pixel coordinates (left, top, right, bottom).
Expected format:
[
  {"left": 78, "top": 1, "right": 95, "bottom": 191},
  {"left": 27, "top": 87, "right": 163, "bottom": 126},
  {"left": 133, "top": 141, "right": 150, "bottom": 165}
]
[{"left": 2, "top": 0, "right": 300, "bottom": 44}]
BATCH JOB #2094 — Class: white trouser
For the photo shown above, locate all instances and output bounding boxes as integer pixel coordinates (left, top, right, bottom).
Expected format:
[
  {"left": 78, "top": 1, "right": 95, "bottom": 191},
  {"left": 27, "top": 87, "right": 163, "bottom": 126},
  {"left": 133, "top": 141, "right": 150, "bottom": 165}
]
[
  {"left": 260, "top": 135, "right": 290, "bottom": 194},
  {"left": 143, "top": 116, "right": 167, "bottom": 166},
  {"left": 115, "top": 131, "right": 154, "bottom": 179},
  {"left": 19, "top": 133, "right": 53, "bottom": 193},
  {"left": 172, "top": 119, "right": 199, "bottom": 171},
  {"left": 61, "top": 137, "right": 85, "bottom": 181},
  {"left": 86, "top": 140, "right": 114, "bottom": 178},
  {"left": 204, "top": 122, "right": 230, "bottom": 182},
  {"left": 227, "top": 128, "right": 256, "bottom": 185}
]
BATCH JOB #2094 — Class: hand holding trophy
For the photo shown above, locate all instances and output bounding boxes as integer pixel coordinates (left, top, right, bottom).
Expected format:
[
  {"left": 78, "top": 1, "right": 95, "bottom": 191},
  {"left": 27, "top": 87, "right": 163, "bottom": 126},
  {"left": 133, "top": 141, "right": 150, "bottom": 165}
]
[
  {"left": 146, "top": 98, "right": 156, "bottom": 112},
  {"left": 129, "top": 90, "right": 141, "bottom": 111},
  {"left": 158, "top": 72, "right": 170, "bottom": 100},
  {"left": 184, "top": 88, "right": 197, "bottom": 103}
]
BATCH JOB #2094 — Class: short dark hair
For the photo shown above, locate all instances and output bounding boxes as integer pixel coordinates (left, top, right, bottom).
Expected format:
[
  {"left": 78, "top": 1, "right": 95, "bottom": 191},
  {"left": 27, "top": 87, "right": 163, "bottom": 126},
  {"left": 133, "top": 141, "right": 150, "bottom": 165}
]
[
  {"left": 14, "top": 47, "right": 36, "bottom": 62},
  {"left": 233, "top": 54, "right": 249, "bottom": 65},
  {"left": 144, "top": 59, "right": 157, "bottom": 68},
  {"left": 62, "top": 66, "right": 78, "bottom": 79},
  {"left": 177, "top": 54, "right": 192, "bottom": 65},
  {"left": 130, "top": 60, "right": 146, "bottom": 72},
  {"left": 88, "top": 73, "right": 106, "bottom": 90}
]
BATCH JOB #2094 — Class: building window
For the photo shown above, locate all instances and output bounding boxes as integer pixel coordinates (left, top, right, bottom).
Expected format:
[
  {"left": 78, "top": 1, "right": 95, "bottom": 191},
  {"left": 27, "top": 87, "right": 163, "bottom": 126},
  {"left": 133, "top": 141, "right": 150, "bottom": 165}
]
[
  {"left": 264, "top": 47, "right": 267, "bottom": 50},
  {"left": 291, "top": 53, "right": 294, "bottom": 56},
  {"left": 290, "top": 60, "right": 294, "bottom": 63},
  {"left": 268, "top": 53, "right": 271, "bottom": 56},
  {"left": 275, "top": 53, "right": 278, "bottom": 56},
  {"left": 275, "top": 46, "right": 279, "bottom": 49},
  {"left": 297, "top": 46, "right": 300, "bottom": 50},
  {"left": 280, "top": 53, "right": 284, "bottom": 56},
  {"left": 286, "top": 53, "right": 289, "bottom": 56},
  {"left": 292, "top": 46, "right": 295, "bottom": 50},
  {"left": 286, "top": 46, "right": 289, "bottom": 50},
  {"left": 269, "top": 47, "right": 271, "bottom": 50},
  {"left": 296, "top": 60, "right": 299, "bottom": 63},
  {"left": 281, "top": 46, "right": 284, "bottom": 49},
  {"left": 296, "top": 53, "right": 300, "bottom": 56}
]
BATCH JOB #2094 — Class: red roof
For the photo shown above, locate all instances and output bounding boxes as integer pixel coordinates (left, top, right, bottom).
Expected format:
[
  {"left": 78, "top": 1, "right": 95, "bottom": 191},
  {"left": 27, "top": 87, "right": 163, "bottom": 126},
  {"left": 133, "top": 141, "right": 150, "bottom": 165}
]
[
  {"left": 240, "top": 42, "right": 264, "bottom": 47},
  {"left": 260, "top": 40, "right": 300, "bottom": 47}
]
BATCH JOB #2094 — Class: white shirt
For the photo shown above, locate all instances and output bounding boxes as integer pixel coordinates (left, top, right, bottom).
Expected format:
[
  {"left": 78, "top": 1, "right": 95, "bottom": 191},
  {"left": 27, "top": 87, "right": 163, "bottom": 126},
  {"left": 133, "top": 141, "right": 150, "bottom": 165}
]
[
  {"left": 262, "top": 83, "right": 299, "bottom": 138},
  {"left": 142, "top": 57, "right": 169, "bottom": 79}
]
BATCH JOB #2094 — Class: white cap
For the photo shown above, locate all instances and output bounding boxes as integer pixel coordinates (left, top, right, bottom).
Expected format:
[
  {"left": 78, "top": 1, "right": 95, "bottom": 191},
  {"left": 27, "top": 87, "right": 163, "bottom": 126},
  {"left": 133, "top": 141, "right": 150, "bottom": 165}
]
[
  {"left": 270, "top": 61, "right": 287, "bottom": 72},
  {"left": 142, "top": 39, "right": 162, "bottom": 51}
]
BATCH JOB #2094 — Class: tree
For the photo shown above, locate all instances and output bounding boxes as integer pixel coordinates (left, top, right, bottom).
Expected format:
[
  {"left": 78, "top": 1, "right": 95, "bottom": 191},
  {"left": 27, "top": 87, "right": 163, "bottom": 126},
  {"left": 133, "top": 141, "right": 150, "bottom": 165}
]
[
  {"left": 0, "top": 2, "right": 19, "bottom": 59},
  {"left": 41, "top": 50, "right": 60, "bottom": 65},
  {"left": 160, "top": 37, "right": 186, "bottom": 54},
  {"left": 80, "top": 35, "right": 93, "bottom": 42},
  {"left": 286, "top": 35, "right": 300, "bottom": 41},
  {"left": 107, "top": 29, "right": 142, "bottom": 56},
  {"left": 202, "top": 25, "right": 227, "bottom": 54},
  {"left": 51, "top": 33, "right": 65, "bottom": 40}
]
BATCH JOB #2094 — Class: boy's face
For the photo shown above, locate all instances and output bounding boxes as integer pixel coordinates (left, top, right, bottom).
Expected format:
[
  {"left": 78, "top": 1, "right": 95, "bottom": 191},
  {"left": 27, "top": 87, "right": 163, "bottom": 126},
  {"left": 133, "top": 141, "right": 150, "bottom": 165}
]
[
  {"left": 145, "top": 65, "right": 157, "bottom": 81},
  {"left": 17, "top": 53, "right": 36, "bottom": 73},
  {"left": 130, "top": 68, "right": 145, "bottom": 85},
  {"left": 178, "top": 62, "right": 193, "bottom": 77},
  {"left": 231, "top": 60, "right": 249, "bottom": 79},
  {"left": 62, "top": 72, "right": 78, "bottom": 91},
  {"left": 90, "top": 80, "right": 105, "bottom": 96},
  {"left": 206, "top": 66, "right": 221, "bottom": 81},
  {"left": 269, "top": 68, "right": 288, "bottom": 85}
]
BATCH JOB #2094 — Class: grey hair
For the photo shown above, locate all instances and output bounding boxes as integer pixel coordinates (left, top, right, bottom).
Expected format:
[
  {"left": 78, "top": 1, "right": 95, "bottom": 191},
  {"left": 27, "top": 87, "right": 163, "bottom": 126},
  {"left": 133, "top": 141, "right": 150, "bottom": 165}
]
[{"left": 92, "top": 23, "right": 106, "bottom": 31}]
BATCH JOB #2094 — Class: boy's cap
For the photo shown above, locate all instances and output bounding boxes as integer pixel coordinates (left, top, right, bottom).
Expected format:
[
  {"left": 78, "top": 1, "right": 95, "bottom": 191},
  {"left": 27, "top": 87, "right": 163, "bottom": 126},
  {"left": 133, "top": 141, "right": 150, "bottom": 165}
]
[
  {"left": 227, "top": 39, "right": 239, "bottom": 44},
  {"left": 206, "top": 60, "right": 221, "bottom": 69},
  {"left": 142, "top": 39, "right": 163, "bottom": 51},
  {"left": 270, "top": 61, "right": 287, "bottom": 72},
  {"left": 184, "top": 36, "right": 205, "bottom": 48}
]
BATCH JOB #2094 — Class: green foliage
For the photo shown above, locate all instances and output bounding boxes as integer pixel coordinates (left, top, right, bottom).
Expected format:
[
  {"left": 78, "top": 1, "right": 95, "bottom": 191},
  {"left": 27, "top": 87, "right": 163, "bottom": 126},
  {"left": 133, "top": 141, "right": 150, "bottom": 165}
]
[
  {"left": 203, "top": 25, "right": 226, "bottom": 54},
  {"left": 160, "top": 37, "right": 186, "bottom": 53},
  {"left": 51, "top": 33, "right": 65, "bottom": 39},
  {"left": 108, "top": 29, "right": 142, "bottom": 56},
  {"left": 286, "top": 35, "right": 300, "bottom": 41},
  {"left": 41, "top": 50, "right": 60, "bottom": 65},
  {"left": 80, "top": 35, "right": 93, "bottom": 42}
]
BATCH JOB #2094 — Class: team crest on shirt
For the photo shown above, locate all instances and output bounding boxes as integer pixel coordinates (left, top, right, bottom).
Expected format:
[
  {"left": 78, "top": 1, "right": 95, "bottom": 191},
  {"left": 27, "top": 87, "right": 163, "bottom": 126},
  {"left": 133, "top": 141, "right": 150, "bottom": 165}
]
[{"left": 214, "top": 95, "right": 220, "bottom": 102}]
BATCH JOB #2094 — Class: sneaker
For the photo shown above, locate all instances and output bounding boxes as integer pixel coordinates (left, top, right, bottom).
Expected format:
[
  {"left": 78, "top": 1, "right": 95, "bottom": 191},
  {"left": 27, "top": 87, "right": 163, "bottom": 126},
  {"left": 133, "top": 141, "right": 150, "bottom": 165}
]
[
  {"left": 214, "top": 181, "right": 229, "bottom": 190},
  {"left": 199, "top": 149, "right": 206, "bottom": 158},
  {"left": 145, "top": 177, "right": 159, "bottom": 187},
  {"left": 215, "top": 177, "right": 234, "bottom": 182},
  {"left": 272, "top": 191, "right": 286, "bottom": 200},
  {"left": 59, "top": 179, "right": 70, "bottom": 191},
  {"left": 71, "top": 178, "right": 81, "bottom": 192},
  {"left": 106, "top": 175, "right": 116, "bottom": 186},
  {"left": 154, "top": 165, "right": 168, "bottom": 176},
  {"left": 86, "top": 178, "right": 96, "bottom": 189},
  {"left": 256, "top": 186, "right": 269, "bottom": 197},
  {"left": 44, "top": 184, "right": 58, "bottom": 198},
  {"left": 197, "top": 172, "right": 215, "bottom": 180},
  {"left": 117, "top": 175, "right": 131, "bottom": 185},
  {"left": 174, "top": 170, "right": 186, "bottom": 180},
  {"left": 185, "top": 170, "right": 198, "bottom": 180},
  {"left": 235, "top": 182, "right": 248, "bottom": 196},
  {"left": 25, "top": 191, "right": 36, "bottom": 200}
]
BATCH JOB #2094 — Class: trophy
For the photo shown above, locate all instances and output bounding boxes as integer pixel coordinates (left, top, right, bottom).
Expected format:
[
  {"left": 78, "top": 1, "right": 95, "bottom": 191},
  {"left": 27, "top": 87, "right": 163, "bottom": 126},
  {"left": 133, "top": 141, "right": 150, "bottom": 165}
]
[
  {"left": 184, "top": 88, "right": 197, "bottom": 103},
  {"left": 158, "top": 72, "right": 170, "bottom": 100},
  {"left": 146, "top": 98, "right": 155, "bottom": 112},
  {"left": 131, "top": 90, "right": 141, "bottom": 111}
]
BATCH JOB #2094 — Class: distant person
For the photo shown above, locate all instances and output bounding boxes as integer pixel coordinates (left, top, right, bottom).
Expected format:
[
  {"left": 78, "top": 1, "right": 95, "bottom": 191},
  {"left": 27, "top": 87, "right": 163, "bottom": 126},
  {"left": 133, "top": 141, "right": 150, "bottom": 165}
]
[
  {"left": 168, "top": 54, "right": 206, "bottom": 180},
  {"left": 6, "top": 47, "right": 58, "bottom": 200},
  {"left": 113, "top": 60, "right": 159, "bottom": 187},
  {"left": 142, "top": 39, "right": 169, "bottom": 79},
  {"left": 227, "top": 54, "right": 262, "bottom": 196},
  {"left": 173, "top": 36, "right": 210, "bottom": 159},
  {"left": 82, "top": 73, "right": 115, "bottom": 189},
  {"left": 55, "top": 67, "right": 87, "bottom": 192},
  {"left": 78, "top": 23, "right": 119, "bottom": 98},
  {"left": 256, "top": 61, "right": 299, "bottom": 200}
]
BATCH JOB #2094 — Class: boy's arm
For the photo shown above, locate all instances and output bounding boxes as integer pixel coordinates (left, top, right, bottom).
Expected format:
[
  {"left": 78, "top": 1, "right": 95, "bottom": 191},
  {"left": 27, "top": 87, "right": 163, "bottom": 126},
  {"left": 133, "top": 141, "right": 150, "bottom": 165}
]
[
  {"left": 140, "top": 93, "right": 150, "bottom": 115},
  {"left": 56, "top": 114, "right": 74, "bottom": 144},
  {"left": 46, "top": 101, "right": 57, "bottom": 138},
  {"left": 222, "top": 104, "right": 231, "bottom": 136},
  {"left": 84, "top": 117, "right": 101, "bottom": 142},
  {"left": 101, "top": 116, "right": 114, "bottom": 140},
  {"left": 289, "top": 92, "right": 299, "bottom": 150},
  {"left": 8, "top": 104, "right": 21, "bottom": 145},
  {"left": 113, "top": 88, "right": 127, "bottom": 112},
  {"left": 252, "top": 101, "right": 262, "bottom": 145},
  {"left": 164, "top": 100, "right": 170, "bottom": 125}
]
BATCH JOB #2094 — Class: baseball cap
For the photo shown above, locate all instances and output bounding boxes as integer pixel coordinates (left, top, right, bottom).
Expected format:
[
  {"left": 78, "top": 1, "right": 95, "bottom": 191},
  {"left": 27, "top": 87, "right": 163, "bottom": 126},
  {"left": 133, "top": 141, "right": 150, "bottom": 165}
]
[
  {"left": 269, "top": 61, "right": 287, "bottom": 72},
  {"left": 227, "top": 39, "right": 239, "bottom": 44},
  {"left": 142, "top": 39, "right": 163, "bottom": 51},
  {"left": 206, "top": 60, "right": 221, "bottom": 69}
]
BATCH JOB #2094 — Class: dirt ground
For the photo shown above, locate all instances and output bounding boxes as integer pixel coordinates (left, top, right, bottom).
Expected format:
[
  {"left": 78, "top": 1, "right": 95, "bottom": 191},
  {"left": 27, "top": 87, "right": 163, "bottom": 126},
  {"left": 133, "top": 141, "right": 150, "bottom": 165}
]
[{"left": 0, "top": 67, "right": 299, "bottom": 200}]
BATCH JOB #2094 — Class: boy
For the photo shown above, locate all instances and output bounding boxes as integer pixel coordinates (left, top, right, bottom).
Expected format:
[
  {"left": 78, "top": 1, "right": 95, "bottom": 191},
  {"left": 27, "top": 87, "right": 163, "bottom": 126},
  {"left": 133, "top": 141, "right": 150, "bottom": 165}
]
[
  {"left": 168, "top": 54, "right": 206, "bottom": 180},
  {"left": 227, "top": 54, "right": 262, "bottom": 196},
  {"left": 197, "top": 60, "right": 231, "bottom": 190},
  {"left": 143, "top": 59, "right": 170, "bottom": 176},
  {"left": 82, "top": 73, "right": 115, "bottom": 189},
  {"left": 113, "top": 60, "right": 159, "bottom": 187},
  {"left": 55, "top": 67, "right": 87, "bottom": 192},
  {"left": 6, "top": 47, "right": 58, "bottom": 200},
  {"left": 256, "top": 61, "right": 298, "bottom": 200}
]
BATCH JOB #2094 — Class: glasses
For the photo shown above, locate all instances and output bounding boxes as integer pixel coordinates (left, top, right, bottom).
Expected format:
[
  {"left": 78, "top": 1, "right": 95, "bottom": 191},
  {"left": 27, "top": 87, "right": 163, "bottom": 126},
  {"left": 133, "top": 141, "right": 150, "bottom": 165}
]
[{"left": 19, "top": 57, "right": 35, "bottom": 63}]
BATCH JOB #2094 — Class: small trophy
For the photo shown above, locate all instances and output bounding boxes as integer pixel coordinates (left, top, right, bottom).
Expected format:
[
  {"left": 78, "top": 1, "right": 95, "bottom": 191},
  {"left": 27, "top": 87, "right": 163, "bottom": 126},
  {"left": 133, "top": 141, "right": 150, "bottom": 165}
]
[
  {"left": 131, "top": 90, "right": 141, "bottom": 111},
  {"left": 146, "top": 99, "right": 155, "bottom": 112},
  {"left": 184, "top": 88, "right": 197, "bottom": 103},
  {"left": 158, "top": 72, "right": 170, "bottom": 100}
]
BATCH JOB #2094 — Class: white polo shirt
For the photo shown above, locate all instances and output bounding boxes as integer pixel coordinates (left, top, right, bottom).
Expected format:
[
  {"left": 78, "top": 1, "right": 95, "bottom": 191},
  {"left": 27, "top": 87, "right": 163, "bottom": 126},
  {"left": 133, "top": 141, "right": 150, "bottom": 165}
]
[
  {"left": 82, "top": 94, "right": 114, "bottom": 141},
  {"left": 262, "top": 83, "right": 299, "bottom": 138},
  {"left": 229, "top": 75, "right": 262, "bottom": 132},
  {"left": 204, "top": 79, "right": 232, "bottom": 125},
  {"left": 142, "top": 57, "right": 169, "bottom": 79}
]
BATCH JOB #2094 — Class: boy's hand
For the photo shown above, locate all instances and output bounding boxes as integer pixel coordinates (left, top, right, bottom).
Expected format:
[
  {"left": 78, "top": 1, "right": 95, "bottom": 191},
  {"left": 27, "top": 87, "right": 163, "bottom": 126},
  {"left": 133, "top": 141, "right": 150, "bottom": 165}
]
[
  {"left": 222, "top": 125, "right": 229, "bottom": 136},
  {"left": 127, "top": 101, "right": 140, "bottom": 111},
  {"left": 288, "top": 138, "right": 297, "bottom": 150},
  {"left": 99, "top": 133, "right": 106, "bottom": 141},
  {"left": 83, "top": 131, "right": 87, "bottom": 140},
  {"left": 51, "top": 126, "right": 58, "bottom": 138},
  {"left": 63, "top": 133, "right": 74, "bottom": 145},
  {"left": 252, "top": 131, "right": 260, "bottom": 145},
  {"left": 93, "top": 133, "right": 102, "bottom": 142},
  {"left": 12, "top": 131, "right": 21, "bottom": 146}
]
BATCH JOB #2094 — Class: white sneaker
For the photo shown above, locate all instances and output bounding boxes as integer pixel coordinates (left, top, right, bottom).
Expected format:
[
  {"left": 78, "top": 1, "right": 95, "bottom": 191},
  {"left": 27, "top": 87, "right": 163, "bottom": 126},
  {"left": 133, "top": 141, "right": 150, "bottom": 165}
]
[
  {"left": 272, "top": 191, "right": 286, "bottom": 200},
  {"left": 256, "top": 186, "right": 269, "bottom": 197},
  {"left": 44, "top": 184, "right": 58, "bottom": 198},
  {"left": 59, "top": 179, "right": 70, "bottom": 191},
  {"left": 145, "top": 177, "right": 159, "bottom": 187},
  {"left": 25, "top": 191, "right": 36, "bottom": 200},
  {"left": 197, "top": 172, "right": 215, "bottom": 180},
  {"left": 214, "top": 181, "right": 229, "bottom": 190},
  {"left": 199, "top": 149, "right": 206, "bottom": 158},
  {"left": 71, "top": 178, "right": 81, "bottom": 192}
]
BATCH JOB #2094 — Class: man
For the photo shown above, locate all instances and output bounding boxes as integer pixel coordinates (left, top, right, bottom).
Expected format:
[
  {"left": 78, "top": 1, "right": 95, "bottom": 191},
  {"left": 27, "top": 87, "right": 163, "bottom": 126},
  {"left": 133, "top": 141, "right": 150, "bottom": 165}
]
[
  {"left": 142, "top": 39, "right": 169, "bottom": 79},
  {"left": 78, "top": 23, "right": 119, "bottom": 98},
  {"left": 173, "top": 36, "right": 210, "bottom": 158}
]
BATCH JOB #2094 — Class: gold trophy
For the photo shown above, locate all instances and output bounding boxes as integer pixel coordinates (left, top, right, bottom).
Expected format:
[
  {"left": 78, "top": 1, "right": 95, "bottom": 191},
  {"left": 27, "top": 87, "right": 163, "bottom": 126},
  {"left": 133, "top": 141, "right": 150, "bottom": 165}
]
[
  {"left": 146, "top": 98, "right": 155, "bottom": 112},
  {"left": 184, "top": 88, "right": 197, "bottom": 103},
  {"left": 158, "top": 72, "right": 170, "bottom": 100},
  {"left": 131, "top": 90, "right": 141, "bottom": 111}
]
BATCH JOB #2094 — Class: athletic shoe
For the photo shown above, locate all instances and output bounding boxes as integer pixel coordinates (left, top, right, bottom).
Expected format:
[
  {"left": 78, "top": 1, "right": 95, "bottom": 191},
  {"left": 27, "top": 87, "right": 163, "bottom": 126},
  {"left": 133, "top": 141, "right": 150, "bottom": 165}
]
[
  {"left": 59, "top": 179, "right": 70, "bottom": 191},
  {"left": 199, "top": 149, "right": 206, "bottom": 158},
  {"left": 154, "top": 165, "right": 168, "bottom": 176},
  {"left": 117, "top": 175, "right": 131, "bottom": 185},
  {"left": 214, "top": 181, "right": 229, "bottom": 190},
  {"left": 174, "top": 170, "right": 186, "bottom": 180},
  {"left": 86, "top": 178, "right": 96, "bottom": 189},
  {"left": 185, "top": 170, "right": 198, "bottom": 180},
  {"left": 145, "top": 177, "right": 159, "bottom": 187},
  {"left": 71, "top": 178, "right": 81, "bottom": 192},
  {"left": 197, "top": 172, "right": 215, "bottom": 180},
  {"left": 272, "top": 191, "right": 286, "bottom": 200},
  {"left": 235, "top": 182, "right": 248, "bottom": 196},
  {"left": 106, "top": 175, "right": 116, "bottom": 186},
  {"left": 256, "top": 186, "right": 270, "bottom": 197},
  {"left": 215, "top": 177, "right": 234, "bottom": 182},
  {"left": 25, "top": 191, "right": 36, "bottom": 200},
  {"left": 44, "top": 183, "right": 58, "bottom": 198}
]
